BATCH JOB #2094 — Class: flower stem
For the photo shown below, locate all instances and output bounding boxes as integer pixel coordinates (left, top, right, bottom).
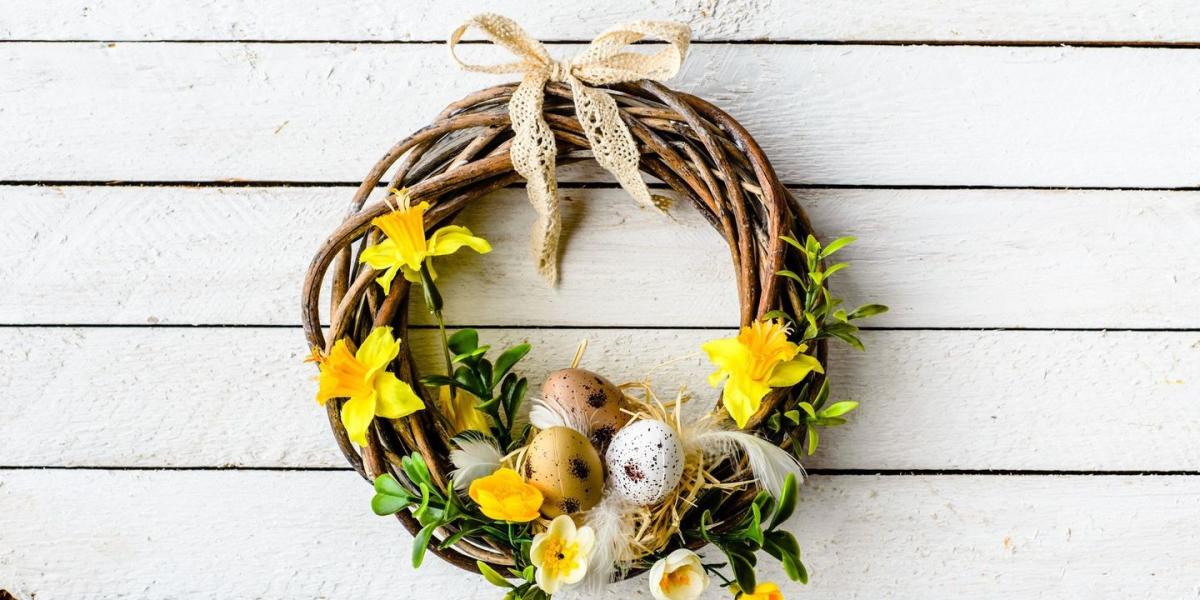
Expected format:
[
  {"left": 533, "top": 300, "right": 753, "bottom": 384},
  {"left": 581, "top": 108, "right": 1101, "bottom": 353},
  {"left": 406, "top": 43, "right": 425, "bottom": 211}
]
[{"left": 421, "top": 262, "right": 457, "bottom": 405}]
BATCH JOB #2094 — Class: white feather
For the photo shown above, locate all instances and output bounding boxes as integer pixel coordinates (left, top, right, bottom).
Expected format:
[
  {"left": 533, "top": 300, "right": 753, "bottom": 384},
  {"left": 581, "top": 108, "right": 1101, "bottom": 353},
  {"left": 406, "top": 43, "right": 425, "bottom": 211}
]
[
  {"left": 527, "top": 396, "right": 590, "bottom": 435},
  {"left": 693, "top": 429, "right": 805, "bottom": 500},
  {"left": 576, "top": 492, "right": 637, "bottom": 596},
  {"left": 448, "top": 434, "right": 503, "bottom": 491}
]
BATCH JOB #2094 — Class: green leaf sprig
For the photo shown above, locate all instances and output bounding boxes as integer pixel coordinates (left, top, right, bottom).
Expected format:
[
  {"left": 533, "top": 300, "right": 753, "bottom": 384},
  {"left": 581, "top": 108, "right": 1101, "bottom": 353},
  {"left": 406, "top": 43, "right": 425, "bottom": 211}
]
[
  {"left": 688, "top": 473, "right": 807, "bottom": 593},
  {"left": 370, "top": 454, "right": 536, "bottom": 570},
  {"left": 420, "top": 328, "right": 532, "bottom": 452}
]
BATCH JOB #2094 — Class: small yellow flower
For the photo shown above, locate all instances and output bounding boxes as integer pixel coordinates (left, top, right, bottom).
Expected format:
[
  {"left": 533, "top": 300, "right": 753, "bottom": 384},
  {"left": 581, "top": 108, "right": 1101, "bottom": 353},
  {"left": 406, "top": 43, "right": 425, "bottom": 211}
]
[
  {"left": 737, "top": 582, "right": 784, "bottom": 600},
  {"left": 468, "top": 468, "right": 543, "bottom": 523},
  {"left": 529, "top": 514, "right": 595, "bottom": 594},
  {"left": 359, "top": 189, "right": 492, "bottom": 294},
  {"left": 702, "top": 318, "right": 823, "bottom": 429},
  {"left": 314, "top": 327, "right": 425, "bottom": 446},
  {"left": 649, "top": 548, "right": 709, "bottom": 600},
  {"left": 439, "top": 385, "right": 490, "bottom": 434}
]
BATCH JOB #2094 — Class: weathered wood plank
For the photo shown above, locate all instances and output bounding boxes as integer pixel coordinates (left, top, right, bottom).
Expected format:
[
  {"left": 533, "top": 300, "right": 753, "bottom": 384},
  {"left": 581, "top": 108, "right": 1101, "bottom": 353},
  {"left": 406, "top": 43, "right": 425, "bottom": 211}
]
[
  {"left": 1, "top": 470, "right": 1196, "bottom": 598},
  {"left": 1, "top": 327, "right": 1195, "bottom": 470},
  {"left": 3, "top": 44, "right": 1198, "bottom": 185},
  {"left": 3, "top": 186, "right": 1198, "bottom": 328},
  {"left": 3, "top": 1, "right": 1199, "bottom": 43}
]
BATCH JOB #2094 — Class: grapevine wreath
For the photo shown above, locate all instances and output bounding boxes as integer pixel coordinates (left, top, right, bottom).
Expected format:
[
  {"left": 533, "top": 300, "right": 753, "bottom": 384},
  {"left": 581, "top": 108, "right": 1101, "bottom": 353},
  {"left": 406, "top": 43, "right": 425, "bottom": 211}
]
[{"left": 301, "top": 14, "right": 885, "bottom": 600}]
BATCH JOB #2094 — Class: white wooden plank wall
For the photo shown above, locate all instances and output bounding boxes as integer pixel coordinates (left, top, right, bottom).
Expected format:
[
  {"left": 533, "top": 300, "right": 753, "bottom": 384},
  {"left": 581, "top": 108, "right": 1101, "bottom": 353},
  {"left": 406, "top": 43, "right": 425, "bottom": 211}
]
[{"left": 1, "top": 2, "right": 1198, "bottom": 599}]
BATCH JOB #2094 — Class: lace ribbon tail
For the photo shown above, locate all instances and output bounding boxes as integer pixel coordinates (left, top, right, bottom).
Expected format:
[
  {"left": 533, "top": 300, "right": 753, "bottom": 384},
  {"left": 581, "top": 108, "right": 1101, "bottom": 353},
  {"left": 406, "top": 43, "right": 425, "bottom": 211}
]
[
  {"left": 569, "top": 78, "right": 655, "bottom": 209},
  {"left": 508, "top": 72, "right": 562, "bottom": 284}
]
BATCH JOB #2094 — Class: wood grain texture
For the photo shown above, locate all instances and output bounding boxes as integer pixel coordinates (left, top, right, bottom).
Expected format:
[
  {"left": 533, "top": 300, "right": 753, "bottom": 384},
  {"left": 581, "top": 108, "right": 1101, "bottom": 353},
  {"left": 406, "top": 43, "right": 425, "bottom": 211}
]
[
  {"left": 1, "top": 469, "right": 1197, "bottom": 599},
  {"left": 4, "top": 186, "right": 1198, "bottom": 328},
  {"left": 3, "top": 44, "right": 1199, "bottom": 186},
  {"left": 3, "top": 1, "right": 1200, "bottom": 43},
  {"left": 2, "top": 327, "right": 1196, "bottom": 470}
]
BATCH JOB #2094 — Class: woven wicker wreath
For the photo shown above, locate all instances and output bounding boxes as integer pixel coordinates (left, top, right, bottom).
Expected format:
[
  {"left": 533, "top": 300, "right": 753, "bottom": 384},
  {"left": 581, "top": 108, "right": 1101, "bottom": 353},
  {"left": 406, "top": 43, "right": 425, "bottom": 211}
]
[{"left": 301, "top": 14, "right": 882, "bottom": 597}]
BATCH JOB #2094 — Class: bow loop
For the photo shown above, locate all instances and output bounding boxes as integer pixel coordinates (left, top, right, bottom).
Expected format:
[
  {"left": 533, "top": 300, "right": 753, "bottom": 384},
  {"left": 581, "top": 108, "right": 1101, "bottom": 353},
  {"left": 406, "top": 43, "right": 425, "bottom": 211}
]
[{"left": 448, "top": 14, "right": 692, "bottom": 283}]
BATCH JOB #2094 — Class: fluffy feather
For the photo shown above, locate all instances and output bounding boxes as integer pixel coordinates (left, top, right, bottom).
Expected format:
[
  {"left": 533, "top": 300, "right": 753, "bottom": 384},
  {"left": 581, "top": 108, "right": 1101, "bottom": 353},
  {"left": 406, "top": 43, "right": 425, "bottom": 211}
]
[
  {"left": 576, "top": 492, "right": 637, "bottom": 596},
  {"left": 691, "top": 427, "right": 805, "bottom": 500},
  {"left": 448, "top": 433, "right": 503, "bottom": 491},
  {"left": 527, "top": 396, "right": 590, "bottom": 435}
]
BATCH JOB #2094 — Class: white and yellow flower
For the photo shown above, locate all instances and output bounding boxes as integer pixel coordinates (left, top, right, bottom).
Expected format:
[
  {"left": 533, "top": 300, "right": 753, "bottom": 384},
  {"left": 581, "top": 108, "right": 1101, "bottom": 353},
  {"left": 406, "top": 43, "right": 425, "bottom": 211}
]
[
  {"left": 530, "top": 515, "right": 595, "bottom": 594},
  {"left": 649, "top": 548, "right": 709, "bottom": 600}
]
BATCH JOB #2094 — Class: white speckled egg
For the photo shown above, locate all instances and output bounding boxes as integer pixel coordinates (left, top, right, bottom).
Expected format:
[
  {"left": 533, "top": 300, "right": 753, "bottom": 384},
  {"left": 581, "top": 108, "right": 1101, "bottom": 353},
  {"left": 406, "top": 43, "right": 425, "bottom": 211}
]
[{"left": 604, "top": 419, "right": 685, "bottom": 506}]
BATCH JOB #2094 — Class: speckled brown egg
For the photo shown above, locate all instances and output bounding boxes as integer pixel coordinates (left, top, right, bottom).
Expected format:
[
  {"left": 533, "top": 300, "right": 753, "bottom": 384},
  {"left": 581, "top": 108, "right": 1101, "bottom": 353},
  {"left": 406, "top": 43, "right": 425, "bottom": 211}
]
[
  {"left": 523, "top": 426, "right": 605, "bottom": 517},
  {"left": 541, "top": 368, "right": 631, "bottom": 453}
]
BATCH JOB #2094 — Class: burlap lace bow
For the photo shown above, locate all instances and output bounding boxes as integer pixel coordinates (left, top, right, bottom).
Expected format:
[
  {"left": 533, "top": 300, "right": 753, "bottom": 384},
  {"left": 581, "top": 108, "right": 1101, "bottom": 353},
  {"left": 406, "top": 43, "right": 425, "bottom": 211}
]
[{"left": 449, "top": 14, "right": 691, "bottom": 283}]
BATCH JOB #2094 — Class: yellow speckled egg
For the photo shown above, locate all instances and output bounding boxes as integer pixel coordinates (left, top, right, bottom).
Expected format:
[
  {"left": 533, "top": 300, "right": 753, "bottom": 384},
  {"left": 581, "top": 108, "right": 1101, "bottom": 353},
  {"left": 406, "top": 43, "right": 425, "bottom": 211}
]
[
  {"left": 523, "top": 426, "right": 605, "bottom": 517},
  {"left": 541, "top": 368, "right": 632, "bottom": 453}
]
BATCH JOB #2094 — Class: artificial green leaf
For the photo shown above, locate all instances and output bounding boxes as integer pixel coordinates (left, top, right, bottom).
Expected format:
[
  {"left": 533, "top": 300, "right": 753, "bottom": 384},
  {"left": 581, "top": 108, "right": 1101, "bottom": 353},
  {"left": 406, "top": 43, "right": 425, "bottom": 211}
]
[
  {"left": 419, "top": 265, "right": 443, "bottom": 313},
  {"left": 766, "top": 412, "right": 782, "bottom": 432},
  {"left": 808, "top": 271, "right": 824, "bottom": 285},
  {"left": 698, "top": 510, "right": 714, "bottom": 543},
  {"left": 761, "top": 309, "right": 795, "bottom": 324},
  {"left": 828, "top": 329, "right": 865, "bottom": 351},
  {"left": 769, "top": 474, "right": 798, "bottom": 531},
  {"left": 804, "top": 235, "right": 819, "bottom": 256},
  {"left": 452, "top": 346, "right": 489, "bottom": 364},
  {"left": 813, "top": 416, "right": 847, "bottom": 427},
  {"left": 412, "top": 523, "right": 436, "bottom": 568},
  {"left": 477, "top": 560, "right": 515, "bottom": 588},
  {"left": 783, "top": 409, "right": 801, "bottom": 425},
  {"left": 401, "top": 454, "right": 433, "bottom": 488},
  {"left": 806, "top": 425, "right": 820, "bottom": 456},
  {"left": 848, "top": 304, "right": 889, "bottom": 320},
  {"left": 822, "top": 262, "right": 849, "bottom": 279},
  {"left": 796, "top": 557, "right": 809, "bottom": 584},
  {"left": 776, "top": 269, "right": 805, "bottom": 283},
  {"left": 812, "top": 379, "right": 831, "bottom": 410},
  {"left": 833, "top": 309, "right": 848, "bottom": 323},
  {"left": 798, "top": 402, "right": 817, "bottom": 420},
  {"left": 820, "top": 400, "right": 858, "bottom": 417},
  {"left": 493, "top": 343, "right": 532, "bottom": 386},
  {"left": 780, "top": 235, "right": 805, "bottom": 253},
  {"left": 447, "top": 329, "right": 479, "bottom": 355},
  {"left": 729, "top": 551, "right": 757, "bottom": 593},
  {"left": 522, "top": 565, "right": 535, "bottom": 582},
  {"left": 819, "top": 236, "right": 856, "bottom": 259},
  {"left": 419, "top": 374, "right": 456, "bottom": 388},
  {"left": 745, "top": 503, "right": 764, "bottom": 546},
  {"left": 439, "top": 525, "right": 477, "bottom": 550},
  {"left": 371, "top": 492, "right": 411, "bottom": 516},
  {"left": 373, "top": 473, "right": 406, "bottom": 497}
]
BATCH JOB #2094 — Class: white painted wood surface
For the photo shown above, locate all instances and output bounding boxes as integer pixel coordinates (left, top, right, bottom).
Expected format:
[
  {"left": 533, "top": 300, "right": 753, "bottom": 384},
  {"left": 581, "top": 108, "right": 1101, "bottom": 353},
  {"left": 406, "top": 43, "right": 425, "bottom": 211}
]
[
  {"left": 3, "top": 44, "right": 1200, "bottom": 186},
  {"left": 2, "top": 470, "right": 1198, "bottom": 599},
  {"left": 4, "top": 186, "right": 1198, "bottom": 328},
  {"left": 1, "top": 327, "right": 1196, "bottom": 470},
  {"left": 1, "top": 3, "right": 1197, "bottom": 599},
  {"left": 4, "top": 1, "right": 1200, "bottom": 43}
]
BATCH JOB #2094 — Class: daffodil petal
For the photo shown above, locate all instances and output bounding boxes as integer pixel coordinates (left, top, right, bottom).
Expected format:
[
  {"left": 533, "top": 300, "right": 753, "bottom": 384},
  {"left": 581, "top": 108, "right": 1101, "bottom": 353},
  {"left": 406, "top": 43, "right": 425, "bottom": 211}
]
[
  {"left": 355, "top": 327, "right": 400, "bottom": 372},
  {"left": 359, "top": 239, "right": 400, "bottom": 269},
  {"left": 374, "top": 371, "right": 425, "bottom": 419},
  {"left": 701, "top": 337, "right": 750, "bottom": 372},
  {"left": 374, "top": 265, "right": 400, "bottom": 295},
  {"left": 428, "top": 225, "right": 492, "bottom": 256},
  {"left": 767, "top": 354, "right": 823, "bottom": 387},
  {"left": 341, "top": 393, "right": 376, "bottom": 446},
  {"left": 723, "top": 376, "right": 770, "bottom": 429}
]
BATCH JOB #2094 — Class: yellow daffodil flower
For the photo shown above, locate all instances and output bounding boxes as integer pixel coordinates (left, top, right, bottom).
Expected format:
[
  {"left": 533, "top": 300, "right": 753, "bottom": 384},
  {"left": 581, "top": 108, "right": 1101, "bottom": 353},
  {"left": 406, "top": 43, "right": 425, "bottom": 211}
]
[
  {"left": 359, "top": 190, "right": 492, "bottom": 294},
  {"left": 314, "top": 327, "right": 425, "bottom": 446},
  {"left": 439, "top": 385, "right": 490, "bottom": 434},
  {"left": 737, "top": 582, "right": 784, "bottom": 600},
  {"left": 649, "top": 548, "right": 709, "bottom": 600},
  {"left": 468, "top": 468, "right": 543, "bottom": 523},
  {"left": 702, "top": 318, "right": 823, "bottom": 429},
  {"left": 530, "top": 514, "right": 595, "bottom": 594}
]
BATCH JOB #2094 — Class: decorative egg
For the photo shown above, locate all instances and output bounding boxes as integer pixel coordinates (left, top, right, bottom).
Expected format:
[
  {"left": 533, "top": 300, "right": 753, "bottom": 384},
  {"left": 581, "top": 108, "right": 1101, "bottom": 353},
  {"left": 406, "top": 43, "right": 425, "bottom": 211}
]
[
  {"left": 605, "top": 419, "right": 685, "bottom": 506},
  {"left": 523, "top": 426, "right": 605, "bottom": 517},
  {"left": 541, "top": 368, "right": 631, "bottom": 452}
]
